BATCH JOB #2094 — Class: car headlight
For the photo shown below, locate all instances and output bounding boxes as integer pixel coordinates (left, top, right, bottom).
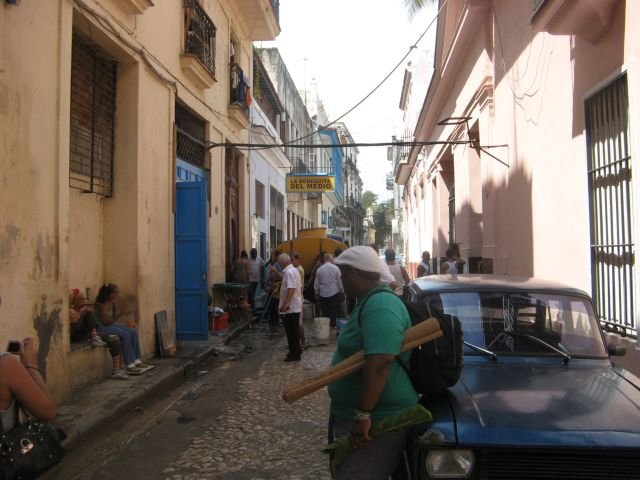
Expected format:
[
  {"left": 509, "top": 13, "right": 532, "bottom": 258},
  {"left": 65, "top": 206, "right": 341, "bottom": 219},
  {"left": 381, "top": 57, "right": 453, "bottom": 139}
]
[{"left": 426, "top": 449, "right": 474, "bottom": 478}]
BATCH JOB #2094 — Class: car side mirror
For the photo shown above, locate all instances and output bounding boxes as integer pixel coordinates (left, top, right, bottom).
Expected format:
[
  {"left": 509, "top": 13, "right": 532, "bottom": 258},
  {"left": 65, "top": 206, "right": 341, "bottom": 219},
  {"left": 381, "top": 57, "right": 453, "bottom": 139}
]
[{"left": 607, "top": 344, "right": 627, "bottom": 356}]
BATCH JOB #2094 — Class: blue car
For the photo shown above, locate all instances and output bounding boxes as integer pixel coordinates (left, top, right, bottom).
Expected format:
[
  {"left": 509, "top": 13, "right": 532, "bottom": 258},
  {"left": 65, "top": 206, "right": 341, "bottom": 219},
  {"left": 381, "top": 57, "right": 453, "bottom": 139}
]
[{"left": 403, "top": 275, "right": 640, "bottom": 480}]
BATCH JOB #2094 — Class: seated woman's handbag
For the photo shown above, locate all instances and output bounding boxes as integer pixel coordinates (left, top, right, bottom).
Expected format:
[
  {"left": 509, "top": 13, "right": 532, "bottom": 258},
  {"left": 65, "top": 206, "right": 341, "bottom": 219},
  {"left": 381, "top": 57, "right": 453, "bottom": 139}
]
[{"left": 0, "top": 408, "right": 66, "bottom": 480}]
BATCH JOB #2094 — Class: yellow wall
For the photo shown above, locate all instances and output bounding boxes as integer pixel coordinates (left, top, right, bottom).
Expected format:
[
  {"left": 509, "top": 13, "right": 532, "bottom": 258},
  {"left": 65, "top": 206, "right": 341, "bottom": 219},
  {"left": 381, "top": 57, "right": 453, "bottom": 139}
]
[{"left": 1, "top": 0, "right": 276, "bottom": 400}]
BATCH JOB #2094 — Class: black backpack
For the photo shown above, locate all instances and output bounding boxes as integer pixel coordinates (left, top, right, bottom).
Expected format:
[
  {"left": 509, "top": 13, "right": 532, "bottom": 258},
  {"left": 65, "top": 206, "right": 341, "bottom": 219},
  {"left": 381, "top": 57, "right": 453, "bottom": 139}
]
[{"left": 357, "top": 289, "right": 464, "bottom": 397}]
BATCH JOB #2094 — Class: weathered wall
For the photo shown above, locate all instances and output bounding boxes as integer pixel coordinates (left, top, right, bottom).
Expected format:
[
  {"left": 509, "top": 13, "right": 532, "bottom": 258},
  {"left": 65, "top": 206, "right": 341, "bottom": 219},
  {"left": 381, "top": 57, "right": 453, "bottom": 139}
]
[
  {"left": 408, "top": 0, "right": 633, "bottom": 296},
  {"left": 1, "top": 0, "right": 276, "bottom": 399},
  {"left": 0, "top": 0, "right": 70, "bottom": 399}
]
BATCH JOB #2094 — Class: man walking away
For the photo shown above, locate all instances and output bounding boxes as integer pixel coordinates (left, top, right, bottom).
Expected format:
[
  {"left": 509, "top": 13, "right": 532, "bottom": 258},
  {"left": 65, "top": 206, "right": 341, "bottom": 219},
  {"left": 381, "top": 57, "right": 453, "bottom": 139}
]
[
  {"left": 314, "top": 253, "right": 344, "bottom": 328},
  {"left": 278, "top": 253, "right": 303, "bottom": 362},
  {"left": 248, "top": 248, "right": 264, "bottom": 312}
]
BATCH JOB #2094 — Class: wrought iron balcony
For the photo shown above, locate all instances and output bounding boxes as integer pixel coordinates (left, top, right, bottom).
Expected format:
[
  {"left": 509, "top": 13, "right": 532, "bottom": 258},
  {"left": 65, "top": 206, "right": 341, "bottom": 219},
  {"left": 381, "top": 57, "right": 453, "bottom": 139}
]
[{"left": 183, "top": 0, "right": 216, "bottom": 77}]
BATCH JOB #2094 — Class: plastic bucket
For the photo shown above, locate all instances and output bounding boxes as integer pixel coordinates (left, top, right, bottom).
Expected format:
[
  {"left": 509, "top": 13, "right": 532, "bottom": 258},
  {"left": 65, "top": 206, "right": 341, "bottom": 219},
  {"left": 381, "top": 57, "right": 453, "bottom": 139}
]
[
  {"left": 210, "top": 312, "right": 229, "bottom": 331},
  {"left": 314, "top": 317, "right": 331, "bottom": 345},
  {"left": 336, "top": 318, "right": 348, "bottom": 333}
]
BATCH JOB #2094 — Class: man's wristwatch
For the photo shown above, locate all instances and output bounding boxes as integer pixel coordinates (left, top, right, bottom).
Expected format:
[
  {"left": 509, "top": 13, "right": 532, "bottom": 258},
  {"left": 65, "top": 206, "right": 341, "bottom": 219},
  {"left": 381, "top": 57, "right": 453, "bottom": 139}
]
[{"left": 355, "top": 409, "right": 372, "bottom": 421}]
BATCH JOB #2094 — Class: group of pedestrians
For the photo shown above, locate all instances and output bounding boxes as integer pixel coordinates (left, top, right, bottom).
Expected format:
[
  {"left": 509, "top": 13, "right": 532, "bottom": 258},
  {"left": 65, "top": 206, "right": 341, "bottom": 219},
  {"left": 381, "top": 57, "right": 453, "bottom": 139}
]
[
  {"left": 232, "top": 242, "right": 466, "bottom": 479},
  {"left": 263, "top": 249, "right": 345, "bottom": 363}
]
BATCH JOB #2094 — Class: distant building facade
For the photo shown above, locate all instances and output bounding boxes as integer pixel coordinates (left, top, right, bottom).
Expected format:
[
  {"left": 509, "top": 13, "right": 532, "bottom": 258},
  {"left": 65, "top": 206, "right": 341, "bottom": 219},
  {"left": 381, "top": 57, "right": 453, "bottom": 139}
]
[{"left": 333, "top": 122, "right": 365, "bottom": 246}]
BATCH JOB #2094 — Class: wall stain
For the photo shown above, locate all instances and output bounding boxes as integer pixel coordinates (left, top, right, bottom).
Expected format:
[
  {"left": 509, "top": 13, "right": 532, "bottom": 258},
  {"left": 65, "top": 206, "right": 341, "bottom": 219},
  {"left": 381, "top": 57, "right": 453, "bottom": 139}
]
[
  {"left": 0, "top": 225, "right": 19, "bottom": 262},
  {"left": 32, "top": 294, "right": 62, "bottom": 380},
  {"left": 32, "top": 233, "right": 54, "bottom": 279}
]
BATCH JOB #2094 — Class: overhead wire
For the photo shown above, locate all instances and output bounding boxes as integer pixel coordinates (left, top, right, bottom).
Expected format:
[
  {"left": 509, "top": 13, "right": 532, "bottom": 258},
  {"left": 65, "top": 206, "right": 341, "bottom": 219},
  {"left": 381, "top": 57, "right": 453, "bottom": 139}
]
[
  {"left": 208, "top": 139, "right": 508, "bottom": 152},
  {"left": 248, "top": 0, "right": 450, "bottom": 151}
]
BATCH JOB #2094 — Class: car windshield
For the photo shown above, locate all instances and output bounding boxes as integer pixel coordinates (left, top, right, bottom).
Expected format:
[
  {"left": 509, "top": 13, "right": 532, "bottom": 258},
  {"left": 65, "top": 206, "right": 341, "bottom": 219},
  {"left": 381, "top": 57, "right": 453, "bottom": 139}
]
[{"left": 420, "top": 291, "right": 608, "bottom": 358}]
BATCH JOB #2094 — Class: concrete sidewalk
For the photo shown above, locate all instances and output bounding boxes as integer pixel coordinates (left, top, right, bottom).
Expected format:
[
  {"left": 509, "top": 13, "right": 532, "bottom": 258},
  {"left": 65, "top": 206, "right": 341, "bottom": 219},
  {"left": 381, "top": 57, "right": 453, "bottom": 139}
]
[{"left": 52, "top": 317, "right": 254, "bottom": 451}]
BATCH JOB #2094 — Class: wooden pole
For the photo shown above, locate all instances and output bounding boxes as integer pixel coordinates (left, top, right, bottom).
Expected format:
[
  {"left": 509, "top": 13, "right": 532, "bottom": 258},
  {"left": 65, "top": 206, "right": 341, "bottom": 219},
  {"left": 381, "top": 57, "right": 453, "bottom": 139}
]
[{"left": 281, "top": 318, "right": 442, "bottom": 404}]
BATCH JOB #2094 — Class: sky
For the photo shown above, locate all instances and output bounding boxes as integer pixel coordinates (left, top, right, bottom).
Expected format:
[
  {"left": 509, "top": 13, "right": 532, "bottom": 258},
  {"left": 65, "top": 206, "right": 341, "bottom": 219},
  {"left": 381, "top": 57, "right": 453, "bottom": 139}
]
[{"left": 259, "top": 0, "right": 438, "bottom": 201}]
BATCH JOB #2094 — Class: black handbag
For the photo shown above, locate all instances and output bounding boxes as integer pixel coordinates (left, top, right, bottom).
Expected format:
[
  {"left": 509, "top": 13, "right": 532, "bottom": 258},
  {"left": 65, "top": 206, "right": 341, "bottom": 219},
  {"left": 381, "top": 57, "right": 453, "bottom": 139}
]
[{"left": 0, "top": 412, "right": 66, "bottom": 480}]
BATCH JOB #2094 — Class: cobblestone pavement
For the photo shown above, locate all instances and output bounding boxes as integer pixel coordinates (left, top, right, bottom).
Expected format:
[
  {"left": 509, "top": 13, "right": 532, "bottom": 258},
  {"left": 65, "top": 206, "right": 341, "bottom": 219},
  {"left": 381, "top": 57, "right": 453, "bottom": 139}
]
[{"left": 163, "top": 331, "right": 336, "bottom": 480}]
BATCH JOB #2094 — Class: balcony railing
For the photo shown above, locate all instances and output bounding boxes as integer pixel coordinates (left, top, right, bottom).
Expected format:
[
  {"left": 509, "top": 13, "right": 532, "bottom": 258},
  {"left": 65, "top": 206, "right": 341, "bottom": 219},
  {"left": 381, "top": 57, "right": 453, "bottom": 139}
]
[
  {"left": 184, "top": 0, "right": 216, "bottom": 76},
  {"left": 289, "top": 157, "right": 335, "bottom": 176},
  {"left": 230, "top": 63, "right": 250, "bottom": 117}
]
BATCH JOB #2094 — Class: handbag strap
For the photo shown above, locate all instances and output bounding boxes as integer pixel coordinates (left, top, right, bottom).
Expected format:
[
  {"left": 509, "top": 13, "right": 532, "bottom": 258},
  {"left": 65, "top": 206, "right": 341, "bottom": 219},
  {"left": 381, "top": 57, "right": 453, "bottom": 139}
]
[{"left": 0, "top": 399, "right": 21, "bottom": 436}]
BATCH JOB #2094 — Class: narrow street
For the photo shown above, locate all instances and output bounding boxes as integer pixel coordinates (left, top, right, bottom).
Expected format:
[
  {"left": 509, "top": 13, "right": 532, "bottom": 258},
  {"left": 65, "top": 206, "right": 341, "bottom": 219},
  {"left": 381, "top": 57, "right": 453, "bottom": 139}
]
[{"left": 46, "top": 326, "right": 336, "bottom": 480}]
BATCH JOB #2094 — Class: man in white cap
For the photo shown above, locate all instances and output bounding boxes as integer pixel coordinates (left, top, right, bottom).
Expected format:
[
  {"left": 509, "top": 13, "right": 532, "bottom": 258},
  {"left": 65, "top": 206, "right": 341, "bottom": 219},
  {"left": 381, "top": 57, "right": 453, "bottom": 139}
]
[
  {"left": 328, "top": 246, "right": 417, "bottom": 479},
  {"left": 277, "top": 253, "right": 303, "bottom": 362}
]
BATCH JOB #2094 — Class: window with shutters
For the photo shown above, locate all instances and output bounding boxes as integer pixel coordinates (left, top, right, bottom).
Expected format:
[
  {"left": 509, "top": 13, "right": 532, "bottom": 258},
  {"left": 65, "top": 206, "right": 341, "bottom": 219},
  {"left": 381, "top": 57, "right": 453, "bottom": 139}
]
[
  {"left": 255, "top": 180, "right": 265, "bottom": 219},
  {"left": 69, "top": 35, "right": 116, "bottom": 196}
]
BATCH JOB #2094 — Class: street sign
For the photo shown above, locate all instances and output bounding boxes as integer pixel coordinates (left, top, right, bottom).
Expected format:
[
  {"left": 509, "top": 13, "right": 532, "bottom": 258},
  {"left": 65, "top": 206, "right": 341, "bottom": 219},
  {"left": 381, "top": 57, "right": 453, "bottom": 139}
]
[{"left": 286, "top": 175, "right": 335, "bottom": 193}]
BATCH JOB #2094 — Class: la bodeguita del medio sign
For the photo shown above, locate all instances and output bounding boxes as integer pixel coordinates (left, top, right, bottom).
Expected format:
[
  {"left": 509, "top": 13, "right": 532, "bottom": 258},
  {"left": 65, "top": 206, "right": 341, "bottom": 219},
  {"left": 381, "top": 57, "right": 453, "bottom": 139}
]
[{"left": 286, "top": 175, "right": 335, "bottom": 192}]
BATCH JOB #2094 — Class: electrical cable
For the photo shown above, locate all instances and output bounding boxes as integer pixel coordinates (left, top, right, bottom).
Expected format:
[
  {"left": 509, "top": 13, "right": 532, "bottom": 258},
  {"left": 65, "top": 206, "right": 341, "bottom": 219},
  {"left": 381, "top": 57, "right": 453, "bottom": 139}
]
[
  {"left": 261, "top": 0, "right": 449, "bottom": 150},
  {"left": 207, "top": 138, "right": 508, "bottom": 151}
]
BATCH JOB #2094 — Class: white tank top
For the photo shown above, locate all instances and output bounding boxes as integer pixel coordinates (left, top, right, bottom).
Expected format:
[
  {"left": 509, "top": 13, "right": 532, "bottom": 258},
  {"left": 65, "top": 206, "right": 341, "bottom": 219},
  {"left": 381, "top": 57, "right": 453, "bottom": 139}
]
[
  {"left": 445, "top": 260, "right": 458, "bottom": 274},
  {"left": 0, "top": 352, "right": 18, "bottom": 432},
  {"left": 387, "top": 263, "right": 405, "bottom": 295}
]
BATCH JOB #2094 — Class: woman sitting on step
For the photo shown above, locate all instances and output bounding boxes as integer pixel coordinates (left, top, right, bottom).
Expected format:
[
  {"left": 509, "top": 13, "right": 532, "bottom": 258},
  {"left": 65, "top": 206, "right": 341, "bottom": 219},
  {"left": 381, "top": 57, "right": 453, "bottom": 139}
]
[
  {"left": 94, "top": 284, "right": 148, "bottom": 374},
  {"left": 70, "top": 289, "right": 129, "bottom": 380}
]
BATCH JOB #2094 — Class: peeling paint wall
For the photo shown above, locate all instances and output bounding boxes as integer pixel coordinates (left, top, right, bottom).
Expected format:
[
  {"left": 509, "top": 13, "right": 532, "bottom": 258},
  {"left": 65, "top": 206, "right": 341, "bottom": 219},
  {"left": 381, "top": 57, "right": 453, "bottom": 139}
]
[
  {"left": 68, "top": 190, "right": 103, "bottom": 297},
  {"left": 0, "top": 1, "right": 69, "bottom": 401}
]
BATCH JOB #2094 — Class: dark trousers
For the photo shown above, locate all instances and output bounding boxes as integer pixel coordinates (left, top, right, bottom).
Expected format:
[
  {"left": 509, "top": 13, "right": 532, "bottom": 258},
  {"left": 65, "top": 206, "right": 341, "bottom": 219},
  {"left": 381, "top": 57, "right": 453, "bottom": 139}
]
[
  {"left": 319, "top": 293, "right": 340, "bottom": 327},
  {"left": 70, "top": 312, "right": 98, "bottom": 342},
  {"left": 97, "top": 332, "right": 121, "bottom": 359},
  {"left": 268, "top": 295, "right": 280, "bottom": 325},
  {"left": 282, "top": 312, "right": 301, "bottom": 360},
  {"left": 248, "top": 282, "right": 259, "bottom": 309}
]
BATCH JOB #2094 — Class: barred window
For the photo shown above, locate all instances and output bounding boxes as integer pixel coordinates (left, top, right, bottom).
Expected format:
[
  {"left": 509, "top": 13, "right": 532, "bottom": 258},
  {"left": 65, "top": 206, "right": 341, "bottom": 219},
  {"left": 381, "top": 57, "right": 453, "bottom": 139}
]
[
  {"left": 69, "top": 35, "right": 116, "bottom": 196},
  {"left": 175, "top": 103, "right": 206, "bottom": 169},
  {"left": 586, "top": 74, "right": 635, "bottom": 336},
  {"left": 184, "top": 0, "right": 216, "bottom": 76}
]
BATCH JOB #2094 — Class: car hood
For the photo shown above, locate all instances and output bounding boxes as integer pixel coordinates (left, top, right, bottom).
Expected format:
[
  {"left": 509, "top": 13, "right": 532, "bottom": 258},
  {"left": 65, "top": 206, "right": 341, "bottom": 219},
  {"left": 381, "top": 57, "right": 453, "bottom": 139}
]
[{"left": 444, "top": 361, "right": 640, "bottom": 447}]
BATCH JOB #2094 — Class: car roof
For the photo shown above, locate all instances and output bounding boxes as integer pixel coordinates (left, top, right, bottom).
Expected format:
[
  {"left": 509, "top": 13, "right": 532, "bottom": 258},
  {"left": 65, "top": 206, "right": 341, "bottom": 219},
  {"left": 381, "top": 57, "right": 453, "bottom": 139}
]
[{"left": 410, "top": 274, "right": 591, "bottom": 298}]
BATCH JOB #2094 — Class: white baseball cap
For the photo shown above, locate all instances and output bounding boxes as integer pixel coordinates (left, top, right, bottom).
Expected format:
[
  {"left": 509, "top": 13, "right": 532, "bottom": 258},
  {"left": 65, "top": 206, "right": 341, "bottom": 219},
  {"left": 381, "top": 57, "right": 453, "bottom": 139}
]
[{"left": 334, "top": 246, "right": 381, "bottom": 274}]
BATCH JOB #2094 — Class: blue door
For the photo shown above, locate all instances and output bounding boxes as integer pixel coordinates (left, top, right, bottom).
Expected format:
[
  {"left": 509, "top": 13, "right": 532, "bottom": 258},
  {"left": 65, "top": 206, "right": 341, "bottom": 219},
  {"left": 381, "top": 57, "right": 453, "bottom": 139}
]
[{"left": 175, "top": 181, "right": 208, "bottom": 340}]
